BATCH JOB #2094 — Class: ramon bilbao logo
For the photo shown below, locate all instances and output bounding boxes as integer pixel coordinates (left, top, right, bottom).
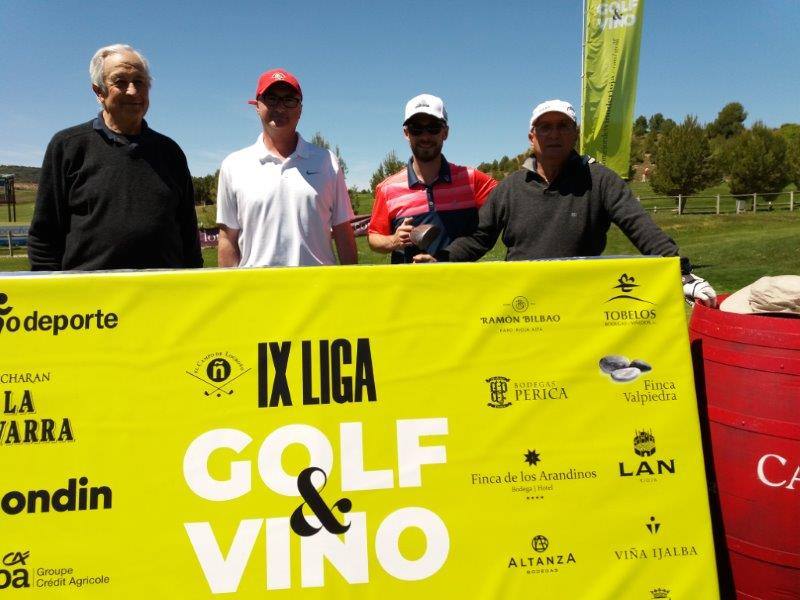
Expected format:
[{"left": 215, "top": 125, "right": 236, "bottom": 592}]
[{"left": 0, "top": 292, "right": 119, "bottom": 336}]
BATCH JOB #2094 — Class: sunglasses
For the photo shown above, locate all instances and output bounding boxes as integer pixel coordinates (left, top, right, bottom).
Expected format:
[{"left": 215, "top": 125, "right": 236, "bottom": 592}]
[
  {"left": 406, "top": 123, "right": 445, "bottom": 136},
  {"left": 260, "top": 95, "right": 301, "bottom": 108}
]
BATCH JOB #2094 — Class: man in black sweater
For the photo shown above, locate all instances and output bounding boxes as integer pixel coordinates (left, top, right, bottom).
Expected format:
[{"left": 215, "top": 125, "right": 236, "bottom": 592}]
[
  {"left": 439, "top": 99, "right": 716, "bottom": 306},
  {"left": 28, "top": 44, "right": 202, "bottom": 271}
]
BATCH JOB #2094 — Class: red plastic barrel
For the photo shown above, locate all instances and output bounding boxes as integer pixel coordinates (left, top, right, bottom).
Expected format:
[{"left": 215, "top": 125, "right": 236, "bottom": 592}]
[{"left": 690, "top": 297, "right": 800, "bottom": 599}]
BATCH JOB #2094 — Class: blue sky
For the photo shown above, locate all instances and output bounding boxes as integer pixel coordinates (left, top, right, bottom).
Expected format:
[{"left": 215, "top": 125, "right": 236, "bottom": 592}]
[{"left": 1, "top": 0, "right": 798, "bottom": 188}]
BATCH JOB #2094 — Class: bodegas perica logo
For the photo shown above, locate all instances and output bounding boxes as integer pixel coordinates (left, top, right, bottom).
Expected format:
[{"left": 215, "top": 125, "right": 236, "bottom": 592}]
[
  {"left": 186, "top": 352, "right": 250, "bottom": 398},
  {"left": 485, "top": 376, "right": 511, "bottom": 408},
  {"left": 0, "top": 292, "right": 119, "bottom": 336}
]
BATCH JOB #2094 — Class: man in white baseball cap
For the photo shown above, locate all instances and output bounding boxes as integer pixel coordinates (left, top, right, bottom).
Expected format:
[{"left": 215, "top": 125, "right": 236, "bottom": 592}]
[
  {"left": 368, "top": 93, "right": 496, "bottom": 263},
  {"left": 439, "top": 98, "right": 716, "bottom": 306}
]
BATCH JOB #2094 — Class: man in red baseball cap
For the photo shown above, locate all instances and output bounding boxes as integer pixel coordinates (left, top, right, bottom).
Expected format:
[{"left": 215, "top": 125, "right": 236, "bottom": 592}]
[{"left": 216, "top": 68, "right": 356, "bottom": 267}]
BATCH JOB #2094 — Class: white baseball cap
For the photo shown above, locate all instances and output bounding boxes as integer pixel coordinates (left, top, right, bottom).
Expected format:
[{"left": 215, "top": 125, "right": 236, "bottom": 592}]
[
  {"left": 530, "top": 99, "right": 577, "bottom": 129},
  {"left": 404, "top": 94, "right": 448, "bottom": 124},
  {"left": 719, "top": 275, "right": 800, "bottom": 316}
]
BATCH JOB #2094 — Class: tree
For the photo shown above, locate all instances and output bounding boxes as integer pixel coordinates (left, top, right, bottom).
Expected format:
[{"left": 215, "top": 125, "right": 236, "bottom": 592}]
[
  {"left": 643, "top": 130, "right": 659, "bottom": 161},
  {"left": 780, "top": 124, "right": 800, "bottom": 187},
  {"left": 633, "top": 115, "right": 648, "bottom": 137},
  {"left": 648, "top": 113, "right": 665, "bottom": 134},
  {"left": 369, "top": 150, "right": 405, "bottom": 193},
  {"left": 192, "top": 170, "right": 219, "bottom": 205},
  {"left": 720, "top": 122, "right": 791, "bottom": 195},
  {"left": 708, "top": 102, "right": 747, "bottom": 139},
  {"left": 787, "top": 135, "right": 800, "bottom": 188},
  {"left": 310, "top": 132, "right": 348, "bottom": 178},
  {"left": 650, "top": 116, "right": 718, "bottom": 201}
]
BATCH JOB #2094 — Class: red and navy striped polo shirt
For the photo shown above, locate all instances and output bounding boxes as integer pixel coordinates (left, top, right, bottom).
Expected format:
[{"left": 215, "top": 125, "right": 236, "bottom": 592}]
[{"left": 368, "top": 157, "right": 497, "bottom": 263}]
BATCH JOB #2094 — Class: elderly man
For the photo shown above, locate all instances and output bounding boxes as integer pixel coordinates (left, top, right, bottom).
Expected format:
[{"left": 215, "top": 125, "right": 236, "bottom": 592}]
[
  {"left": 440, "top": 99, "right": 716, "bottom": 306},
  {"left": 368, "top": 94, "right": 496, "bottom": 263},
  {"left": 216, "top": 69, "right": 357, "bottom": 267},
  {"left": 28, "top": 44, "right": 202, "bottom": 271}
]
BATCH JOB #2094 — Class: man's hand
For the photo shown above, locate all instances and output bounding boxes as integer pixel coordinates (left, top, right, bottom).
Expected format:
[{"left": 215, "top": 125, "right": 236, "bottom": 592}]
[
  {"left": 683, "top": 274, "right": 717, "bottom": 307},
  {"left": 412, "top": 253, "right": 437, "bottom": 263},
  {"left": 392, "top": 217, "right": 414, "bottom": 250}
]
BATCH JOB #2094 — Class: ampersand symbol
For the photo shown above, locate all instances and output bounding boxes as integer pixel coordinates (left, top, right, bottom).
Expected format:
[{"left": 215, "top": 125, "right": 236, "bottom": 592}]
[{"left": 290, "top": 467, "right": 352, "bottom": 537}]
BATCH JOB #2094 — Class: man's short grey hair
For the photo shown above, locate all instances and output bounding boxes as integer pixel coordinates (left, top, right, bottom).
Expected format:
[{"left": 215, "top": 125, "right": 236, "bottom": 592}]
[{"left": 89, "top": 44, "right": 151, "bottom": 93}]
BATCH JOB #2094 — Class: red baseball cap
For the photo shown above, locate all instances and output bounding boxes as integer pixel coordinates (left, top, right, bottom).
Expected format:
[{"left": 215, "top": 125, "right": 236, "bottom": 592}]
[{"left": 248, "top": 69, "right": 302, "bottom": 105}]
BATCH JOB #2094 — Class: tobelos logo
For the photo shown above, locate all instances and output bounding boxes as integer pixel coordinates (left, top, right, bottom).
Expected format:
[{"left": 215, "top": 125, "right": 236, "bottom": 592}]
[
  {"left": 606, "top": 273, "right": 654, "bottom": 305},
  {"left": 0, "top": 292, "right": 118, "bottom": 336},
  {"left": 485, "top": 376, "right": 511, "bottom": 408}
]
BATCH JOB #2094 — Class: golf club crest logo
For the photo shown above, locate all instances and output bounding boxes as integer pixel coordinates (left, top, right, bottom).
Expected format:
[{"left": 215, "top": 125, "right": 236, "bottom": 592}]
[
  {"left": 485, "top": 376, "right": 511, "bottom": 408},
  {"left": 187, "top": 352, "right": 250, "bottom": 398}
]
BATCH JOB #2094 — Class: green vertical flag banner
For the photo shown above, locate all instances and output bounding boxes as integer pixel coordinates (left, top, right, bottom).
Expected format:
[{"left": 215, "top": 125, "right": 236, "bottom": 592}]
[{"left": 580, "top": 0, "right": 644, "bottom": 177}]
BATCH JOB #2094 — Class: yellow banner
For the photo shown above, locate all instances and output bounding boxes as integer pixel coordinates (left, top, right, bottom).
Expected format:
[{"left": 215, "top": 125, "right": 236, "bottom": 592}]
[
  {"left": 581, "top": 0, "right": 645, "bottom": 177},
  {"left": 0, "top": 259, "right": 718, "bottom": 598}
]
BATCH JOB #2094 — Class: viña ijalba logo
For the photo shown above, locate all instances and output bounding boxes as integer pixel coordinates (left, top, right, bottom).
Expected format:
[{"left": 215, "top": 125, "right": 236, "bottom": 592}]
[
  {"left": 485, "top": 376, "right": 511, "bottom": 408},
  {"left": 0, "top": 550, "right": 29, "bottom": 590},
  {"left": 0, "top": 292, "right": 118, "bottom": 336}
]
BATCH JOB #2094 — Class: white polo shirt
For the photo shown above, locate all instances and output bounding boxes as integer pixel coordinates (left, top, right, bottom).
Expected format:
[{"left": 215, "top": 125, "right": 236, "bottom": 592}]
[{"left": 216, "top": 134, "right": 354, "bottom": 267}]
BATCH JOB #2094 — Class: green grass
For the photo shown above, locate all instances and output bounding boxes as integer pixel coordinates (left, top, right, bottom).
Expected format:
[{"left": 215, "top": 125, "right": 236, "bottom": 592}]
[{"left": 4, "top": 199, "right": 797, "bottom": 296}]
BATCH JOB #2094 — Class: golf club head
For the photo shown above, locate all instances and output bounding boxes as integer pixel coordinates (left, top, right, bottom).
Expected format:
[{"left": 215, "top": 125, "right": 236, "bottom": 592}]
[{"left": 409, "top": 223, "right": 441, "bottom": 252}]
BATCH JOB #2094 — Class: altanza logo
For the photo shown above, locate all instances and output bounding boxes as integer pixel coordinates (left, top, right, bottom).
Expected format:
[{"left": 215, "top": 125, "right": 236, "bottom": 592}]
[{"left": 0, "top": 293, "right": 118, "bottom": 336}]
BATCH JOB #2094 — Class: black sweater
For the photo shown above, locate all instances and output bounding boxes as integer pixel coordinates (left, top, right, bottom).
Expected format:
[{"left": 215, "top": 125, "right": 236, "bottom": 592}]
[
  {"left": 445, "top": 153, "right": 689, "bottom": 273},
  {"left": 28, "top": 119, "right": 203, "bottom": 271}
]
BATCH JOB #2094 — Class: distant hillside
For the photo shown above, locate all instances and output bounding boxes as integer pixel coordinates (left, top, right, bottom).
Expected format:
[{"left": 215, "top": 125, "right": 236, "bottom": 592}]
[
  {"left": 0, "top": 165, "right": 41, "bottom": 184},
  {"left": 477, "top": 150, "right": 530, "bottom": 180}
]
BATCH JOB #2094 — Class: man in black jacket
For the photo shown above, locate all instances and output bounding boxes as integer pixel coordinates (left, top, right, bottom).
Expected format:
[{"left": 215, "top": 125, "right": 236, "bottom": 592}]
[
  {"left": 439, "top": 99, "right": 716, "bottom": 306},
  {"left": 28, "top": 44, "right": 202, "bottom": 271}
]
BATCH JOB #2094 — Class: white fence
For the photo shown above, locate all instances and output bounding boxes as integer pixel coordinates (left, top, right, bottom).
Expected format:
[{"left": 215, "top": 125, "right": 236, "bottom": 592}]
[{"left": 636, "top": 190, "right": 797, "bottom": 215}]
